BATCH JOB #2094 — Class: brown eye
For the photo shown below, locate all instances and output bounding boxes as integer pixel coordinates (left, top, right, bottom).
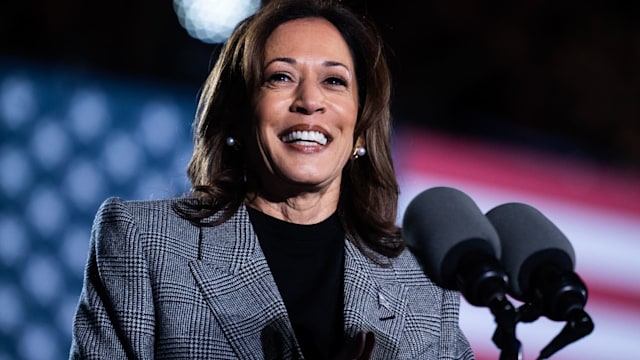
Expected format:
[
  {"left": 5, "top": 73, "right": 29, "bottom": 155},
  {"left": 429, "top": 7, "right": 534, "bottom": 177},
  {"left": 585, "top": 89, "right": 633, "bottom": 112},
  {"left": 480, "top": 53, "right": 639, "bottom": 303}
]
[
  {"left": 325, "top": 76, "right": 347, "bottom": 87},
  {"left": 267, "top": 73, "right": 292, "bottom": 83}
]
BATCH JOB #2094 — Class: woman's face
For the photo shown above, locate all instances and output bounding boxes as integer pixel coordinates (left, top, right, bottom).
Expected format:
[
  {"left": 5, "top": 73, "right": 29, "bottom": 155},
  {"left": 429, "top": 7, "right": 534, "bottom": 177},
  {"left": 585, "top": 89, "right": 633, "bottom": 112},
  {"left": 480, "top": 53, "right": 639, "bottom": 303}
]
[{"left": 250, "top": 17, "right": 360, "bottom": 196}]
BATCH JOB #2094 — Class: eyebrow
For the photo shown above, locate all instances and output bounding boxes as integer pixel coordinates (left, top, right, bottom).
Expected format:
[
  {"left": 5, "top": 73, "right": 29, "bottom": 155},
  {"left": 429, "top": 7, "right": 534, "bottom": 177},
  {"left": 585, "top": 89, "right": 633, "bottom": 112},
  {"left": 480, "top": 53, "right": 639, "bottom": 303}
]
[{"left": 265, "top": 57, "right": 350, "bottom": 71}]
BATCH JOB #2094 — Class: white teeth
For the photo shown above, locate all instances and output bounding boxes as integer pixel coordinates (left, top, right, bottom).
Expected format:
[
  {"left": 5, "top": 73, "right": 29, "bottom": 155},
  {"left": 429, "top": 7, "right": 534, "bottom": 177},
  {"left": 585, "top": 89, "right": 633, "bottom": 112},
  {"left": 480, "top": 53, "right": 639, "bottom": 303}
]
[{"left": 281, "top": 130, "right": 328, "bottom": 145}]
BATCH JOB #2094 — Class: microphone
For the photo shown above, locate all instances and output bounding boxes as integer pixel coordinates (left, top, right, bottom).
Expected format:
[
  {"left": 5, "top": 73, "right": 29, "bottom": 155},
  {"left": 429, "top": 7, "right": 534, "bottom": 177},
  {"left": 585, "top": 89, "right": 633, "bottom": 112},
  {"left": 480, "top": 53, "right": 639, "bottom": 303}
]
[
  {"left": 486, "top": 202, "right": 594, "bottom": 359},
  {"left": 402, "top": 186, "right": 507, "bottom": 307},
  {"left": 485, "top": 202, "right": 586, "bottom": 321},
  {"left": 402, "top": 187, "right": 521, "bottom": 359}
]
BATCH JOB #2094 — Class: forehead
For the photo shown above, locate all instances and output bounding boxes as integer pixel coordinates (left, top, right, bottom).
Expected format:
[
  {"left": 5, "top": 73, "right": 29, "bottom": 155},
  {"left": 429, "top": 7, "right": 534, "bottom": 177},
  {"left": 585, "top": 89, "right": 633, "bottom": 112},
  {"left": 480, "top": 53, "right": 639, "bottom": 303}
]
[{"left": 264, "top": 17, "right": 353, "bottom": 64}]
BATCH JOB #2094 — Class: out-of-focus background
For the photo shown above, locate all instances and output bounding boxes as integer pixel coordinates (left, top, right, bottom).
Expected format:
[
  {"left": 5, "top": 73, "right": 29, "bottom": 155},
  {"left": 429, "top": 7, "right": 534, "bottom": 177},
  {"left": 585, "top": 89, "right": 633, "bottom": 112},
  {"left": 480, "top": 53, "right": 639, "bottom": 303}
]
[{"left": 1, "top": 1, "right": 638, "bottom": 359}]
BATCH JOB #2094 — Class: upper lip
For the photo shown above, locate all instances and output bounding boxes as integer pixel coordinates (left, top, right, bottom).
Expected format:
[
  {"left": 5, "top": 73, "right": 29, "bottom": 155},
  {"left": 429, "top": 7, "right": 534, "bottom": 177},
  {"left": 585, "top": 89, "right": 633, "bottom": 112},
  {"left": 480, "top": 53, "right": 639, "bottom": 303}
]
[{"left": 279, "top": 124, "right": 331, "bottom": 145}]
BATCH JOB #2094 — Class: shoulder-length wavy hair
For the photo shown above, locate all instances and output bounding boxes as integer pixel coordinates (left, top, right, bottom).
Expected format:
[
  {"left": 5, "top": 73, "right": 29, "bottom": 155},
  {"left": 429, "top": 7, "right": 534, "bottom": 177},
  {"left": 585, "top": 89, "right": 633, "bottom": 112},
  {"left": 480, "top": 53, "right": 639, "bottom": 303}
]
[{"left": 176, "top": 0, "right": 404, "bottom": 260}]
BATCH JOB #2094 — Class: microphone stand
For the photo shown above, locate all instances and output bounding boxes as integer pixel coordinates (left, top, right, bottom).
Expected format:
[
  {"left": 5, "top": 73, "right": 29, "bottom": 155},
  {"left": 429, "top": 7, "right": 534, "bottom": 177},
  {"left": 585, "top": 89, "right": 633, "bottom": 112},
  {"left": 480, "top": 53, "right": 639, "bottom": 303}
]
[
  {"left": 512, "top": 302, "right": 594, "bottom": 359},
  {"left": 533, "top": 267, "right": 595, "bottom": 359},
  {"left": 463, "top": 262, "right": 594, "bottom": 359},
  {"left": 489, "top": 295, "right": 522, "bottom": 360},
  {"left": 456, "top": 255, "right": 522, "bottom": 360}
]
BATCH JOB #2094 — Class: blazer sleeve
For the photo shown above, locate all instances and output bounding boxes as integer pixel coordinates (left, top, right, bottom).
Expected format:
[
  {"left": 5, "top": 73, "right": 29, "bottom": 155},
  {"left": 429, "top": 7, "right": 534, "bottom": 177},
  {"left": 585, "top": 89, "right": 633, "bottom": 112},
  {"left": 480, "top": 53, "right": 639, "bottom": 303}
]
[{"left": 69, "top": 197, "right": 155, "bottom": 360}]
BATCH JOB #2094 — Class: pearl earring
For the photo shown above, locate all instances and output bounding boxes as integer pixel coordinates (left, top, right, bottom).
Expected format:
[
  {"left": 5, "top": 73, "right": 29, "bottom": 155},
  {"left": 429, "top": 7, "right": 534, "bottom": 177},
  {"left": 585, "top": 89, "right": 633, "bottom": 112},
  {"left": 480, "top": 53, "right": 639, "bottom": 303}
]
[
  {"left": 353, "top": 146, "right": 366, "bottom": 159},
  {"left": 225, "top": 136, "right": 237, "bottom": 147}
]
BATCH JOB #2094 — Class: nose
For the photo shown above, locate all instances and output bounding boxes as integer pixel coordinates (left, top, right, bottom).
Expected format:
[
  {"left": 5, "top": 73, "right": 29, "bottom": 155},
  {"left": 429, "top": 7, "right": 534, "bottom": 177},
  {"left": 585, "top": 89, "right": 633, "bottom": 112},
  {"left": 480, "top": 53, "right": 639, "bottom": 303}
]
[{"left": 290, "top": 80, "right": 325, "bottom": 115}]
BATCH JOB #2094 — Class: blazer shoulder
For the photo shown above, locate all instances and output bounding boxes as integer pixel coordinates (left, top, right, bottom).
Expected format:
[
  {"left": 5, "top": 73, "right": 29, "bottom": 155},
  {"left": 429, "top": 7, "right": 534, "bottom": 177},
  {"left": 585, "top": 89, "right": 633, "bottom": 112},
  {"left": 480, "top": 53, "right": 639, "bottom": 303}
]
[
  {"left": 95, "top": 196, "right": 190, "bottom": 228},
  {"left": 391, "top": 246, "right": 431, "bottom": 279},
  {"left": 91, "top": 196, "right": 200, "bottom": 256}
]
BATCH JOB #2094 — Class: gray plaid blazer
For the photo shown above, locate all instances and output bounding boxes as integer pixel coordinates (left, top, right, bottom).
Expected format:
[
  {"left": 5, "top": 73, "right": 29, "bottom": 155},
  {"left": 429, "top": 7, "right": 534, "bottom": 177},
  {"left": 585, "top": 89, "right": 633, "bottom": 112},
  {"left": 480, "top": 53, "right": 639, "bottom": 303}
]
[{"left": 69, "top": 197, "right": 474, "bottom": 359}]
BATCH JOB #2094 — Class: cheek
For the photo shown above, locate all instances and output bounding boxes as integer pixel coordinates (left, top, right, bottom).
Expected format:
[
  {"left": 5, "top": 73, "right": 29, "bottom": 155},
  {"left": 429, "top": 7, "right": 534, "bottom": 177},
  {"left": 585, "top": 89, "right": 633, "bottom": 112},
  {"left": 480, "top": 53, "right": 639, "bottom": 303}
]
[
  {"left": 251, "top": 103, "right": 272, "bottom": 140},
  {"left": 251, "top": 92, "right": 271, "bottom": 125},
  {"left": 338, "top": 99, "right": 359, "bottom": 129},
  {"left": 252, "top": 95, "right": 289, "bottom": 131}
]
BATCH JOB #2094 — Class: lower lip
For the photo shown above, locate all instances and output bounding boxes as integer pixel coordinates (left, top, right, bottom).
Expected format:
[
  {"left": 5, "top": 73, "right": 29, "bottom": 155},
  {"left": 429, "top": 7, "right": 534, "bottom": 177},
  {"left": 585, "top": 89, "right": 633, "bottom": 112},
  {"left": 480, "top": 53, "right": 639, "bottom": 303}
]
[{"left": 285, "top": 142, "right": 325, "bottom": 153}]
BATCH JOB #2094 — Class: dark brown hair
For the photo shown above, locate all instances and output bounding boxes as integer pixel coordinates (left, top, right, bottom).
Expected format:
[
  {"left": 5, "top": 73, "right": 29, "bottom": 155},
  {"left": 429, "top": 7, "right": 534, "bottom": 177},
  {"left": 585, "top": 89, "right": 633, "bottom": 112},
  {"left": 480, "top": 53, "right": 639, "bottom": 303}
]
[{"left": 176, "top": 0, "right": 403, "bottom": 260}]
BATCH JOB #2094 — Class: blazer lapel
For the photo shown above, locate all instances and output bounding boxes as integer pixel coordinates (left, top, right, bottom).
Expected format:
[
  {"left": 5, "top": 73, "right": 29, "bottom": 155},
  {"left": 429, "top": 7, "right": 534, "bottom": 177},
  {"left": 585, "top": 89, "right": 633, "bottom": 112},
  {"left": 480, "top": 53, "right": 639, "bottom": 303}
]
[
  {"left": 188, "top": 205, "right": 302, "bottom": 359},
  {"left": 343, "top": 241, "right": 407, "bottom": 358}
]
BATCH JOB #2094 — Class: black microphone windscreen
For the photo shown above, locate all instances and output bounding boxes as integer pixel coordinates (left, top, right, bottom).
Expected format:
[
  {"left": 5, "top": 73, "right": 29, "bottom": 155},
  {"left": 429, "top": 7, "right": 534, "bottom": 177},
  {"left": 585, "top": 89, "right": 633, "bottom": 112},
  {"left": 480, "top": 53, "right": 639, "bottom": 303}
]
[
  {"left": 486, "top": 202, "right": 575, "bottom": 300},
  {"left": 402, "top": 186, "right": 501, "bottom": 289}
]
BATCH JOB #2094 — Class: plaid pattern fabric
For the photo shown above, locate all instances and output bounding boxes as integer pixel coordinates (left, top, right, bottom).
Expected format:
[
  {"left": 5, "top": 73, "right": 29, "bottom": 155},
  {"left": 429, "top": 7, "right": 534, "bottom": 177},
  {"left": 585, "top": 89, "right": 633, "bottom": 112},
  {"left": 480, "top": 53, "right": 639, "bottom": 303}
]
[{"left": 69, "top": 197, "right": 474, "bottom": 359}]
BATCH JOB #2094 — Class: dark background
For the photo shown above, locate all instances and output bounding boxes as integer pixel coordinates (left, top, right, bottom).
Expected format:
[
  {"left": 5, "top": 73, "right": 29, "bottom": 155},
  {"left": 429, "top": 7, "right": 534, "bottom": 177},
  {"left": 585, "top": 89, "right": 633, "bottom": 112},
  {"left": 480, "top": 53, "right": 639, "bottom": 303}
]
[{"left": 2, "top": 0, "right": 639, "bottom": 171}]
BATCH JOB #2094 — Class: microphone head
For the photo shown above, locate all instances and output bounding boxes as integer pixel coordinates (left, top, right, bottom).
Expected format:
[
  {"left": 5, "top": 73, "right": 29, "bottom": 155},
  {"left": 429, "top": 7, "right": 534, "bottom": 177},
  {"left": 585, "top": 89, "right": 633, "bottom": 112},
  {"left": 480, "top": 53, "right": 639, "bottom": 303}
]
[
  {"left": 486, "top": 202, "right": 575, "bottom": 301},
  {"left": 402, "top": 186, "right": 501, "bottom": 289}
]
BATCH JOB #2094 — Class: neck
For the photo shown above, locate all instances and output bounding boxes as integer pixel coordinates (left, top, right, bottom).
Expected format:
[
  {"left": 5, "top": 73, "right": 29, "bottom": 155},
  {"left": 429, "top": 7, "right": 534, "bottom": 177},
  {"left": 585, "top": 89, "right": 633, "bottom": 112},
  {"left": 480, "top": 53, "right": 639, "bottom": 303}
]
[{"left": 245, "top": 188, "right": 339, "bottom": 225}]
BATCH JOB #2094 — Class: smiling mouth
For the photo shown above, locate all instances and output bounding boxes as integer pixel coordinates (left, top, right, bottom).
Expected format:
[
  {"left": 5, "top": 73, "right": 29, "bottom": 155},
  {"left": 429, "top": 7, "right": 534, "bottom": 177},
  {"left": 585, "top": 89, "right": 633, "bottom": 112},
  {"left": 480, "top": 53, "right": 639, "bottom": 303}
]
[{"left": 280, "top": 130, "right": 329, "bottom": 146}]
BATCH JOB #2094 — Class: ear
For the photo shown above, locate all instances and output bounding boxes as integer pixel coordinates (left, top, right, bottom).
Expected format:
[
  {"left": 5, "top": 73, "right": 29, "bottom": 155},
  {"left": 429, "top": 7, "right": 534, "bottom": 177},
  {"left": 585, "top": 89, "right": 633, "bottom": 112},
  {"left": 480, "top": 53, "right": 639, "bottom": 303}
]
[{"left": 355, "top": 136, "right": 365, "bottom": 148}]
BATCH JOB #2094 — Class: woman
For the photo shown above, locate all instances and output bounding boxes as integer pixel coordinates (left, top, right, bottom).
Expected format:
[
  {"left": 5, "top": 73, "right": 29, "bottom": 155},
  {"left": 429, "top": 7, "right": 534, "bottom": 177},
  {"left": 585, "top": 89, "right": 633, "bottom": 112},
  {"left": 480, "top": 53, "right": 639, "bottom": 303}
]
[{"left": 69, "top": 0, "right": 475, "bottom": 359}]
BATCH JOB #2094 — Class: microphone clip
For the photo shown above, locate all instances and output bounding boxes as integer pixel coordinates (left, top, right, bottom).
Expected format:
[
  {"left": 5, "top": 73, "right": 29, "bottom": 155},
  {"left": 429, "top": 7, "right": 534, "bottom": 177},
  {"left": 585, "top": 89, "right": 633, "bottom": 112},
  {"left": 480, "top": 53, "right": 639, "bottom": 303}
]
[{"left": 513, "top": 267, "right": 595, "bottom": 359}]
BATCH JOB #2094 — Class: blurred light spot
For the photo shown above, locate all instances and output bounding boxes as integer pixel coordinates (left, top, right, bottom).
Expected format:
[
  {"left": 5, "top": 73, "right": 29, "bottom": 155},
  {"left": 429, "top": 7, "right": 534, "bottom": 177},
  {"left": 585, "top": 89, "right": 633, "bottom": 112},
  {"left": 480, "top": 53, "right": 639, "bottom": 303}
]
[
  {"left": 138, "top": 101, "right": 182, "bottom": 156},
  {"left": 59, "top": 226, "right": 90, "bottom": 274},
  {"left": 22, "top": 255, "right": 63, "bottom": 305},
  {"left": 173, "top": 0, "right": 260, "bottom": 43},
  {"left": 170, "top": 148, "right": 192, "bottom": 193},
  {"left": 0, "top": 284, "right": 24, "bottom": 331},
  {"left": 26, "top": 186, "right": 67, "bottom": 236},
  {"left": 135, "top": 171, "right": 172, "bottom": 200},
  {"left": 102, "top": 132, "right": 143, "bottom": 183},
  {"left": 18, "top": 323, "right": 59, "bottom": 360},
  {"left": 29, "top": 117, "right": 70, "bottom": 170},
  {"left": 172, "top": 147, "right": 192, "bottom": 174},
  {"left": 0, "top": 146, "right": 33, "bottom": 196},
  {"left": 68, "top": 89, "right": 110, "bottom": 142},
  {"left": 64, "top": 159, "right": 105, "bottom": 209},
  {"left": 0, "top": 76, "right": 37, "bottom": 129},
  {"left": 56, "top": 294, "right": 81, "bottom": 335},
  {"left": 0, "top": 215, "right": 29, "bottom": 265}
]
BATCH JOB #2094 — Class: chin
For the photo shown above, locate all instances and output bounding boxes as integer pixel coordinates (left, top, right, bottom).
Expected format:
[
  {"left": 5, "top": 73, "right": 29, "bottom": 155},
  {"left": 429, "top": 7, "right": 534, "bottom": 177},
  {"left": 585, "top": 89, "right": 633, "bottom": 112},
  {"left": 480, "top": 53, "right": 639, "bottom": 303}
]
[{"left": 283, "top": 172, "right": 335, "bottom": 188}]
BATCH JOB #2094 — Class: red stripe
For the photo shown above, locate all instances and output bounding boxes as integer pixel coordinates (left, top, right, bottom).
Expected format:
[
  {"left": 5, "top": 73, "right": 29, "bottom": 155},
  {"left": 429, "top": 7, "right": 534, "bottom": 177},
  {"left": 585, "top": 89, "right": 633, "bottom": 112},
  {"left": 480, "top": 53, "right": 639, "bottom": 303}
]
[
  {"left": 581, "top": 278, "right": 640, "bottom": 314},
  {"left": 394, "top": 128, "right": 640, "bottom": 217}
]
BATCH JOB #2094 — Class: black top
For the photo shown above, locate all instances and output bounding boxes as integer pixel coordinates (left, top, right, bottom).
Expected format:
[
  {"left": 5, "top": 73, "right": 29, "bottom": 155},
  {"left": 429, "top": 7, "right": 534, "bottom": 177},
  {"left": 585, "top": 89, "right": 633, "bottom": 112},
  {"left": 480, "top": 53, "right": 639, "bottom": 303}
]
[{"left": 247, "top": 206, "right": 346, "bottom": 359}]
